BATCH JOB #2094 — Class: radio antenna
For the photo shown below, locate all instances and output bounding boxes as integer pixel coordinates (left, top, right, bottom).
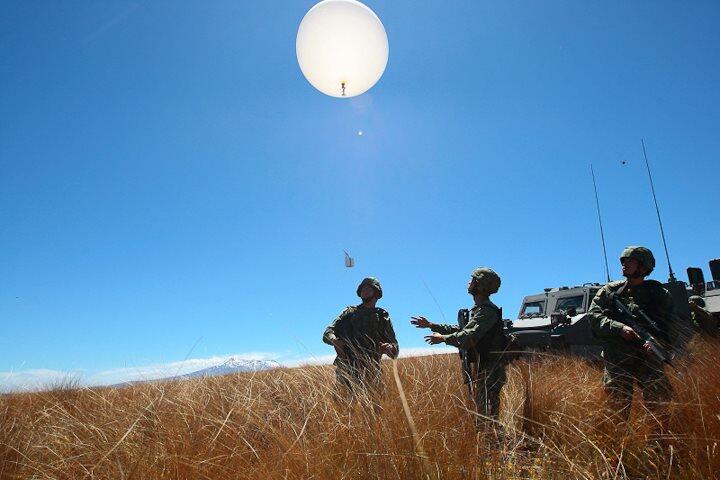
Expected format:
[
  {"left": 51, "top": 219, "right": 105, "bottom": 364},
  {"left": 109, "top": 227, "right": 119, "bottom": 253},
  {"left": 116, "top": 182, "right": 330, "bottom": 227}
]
[
  {"left": 590, "top": 164, "right": 611, "bottom": 283},
  {"left": 641, "top": 139, "right": 676, "bottom": 282}
]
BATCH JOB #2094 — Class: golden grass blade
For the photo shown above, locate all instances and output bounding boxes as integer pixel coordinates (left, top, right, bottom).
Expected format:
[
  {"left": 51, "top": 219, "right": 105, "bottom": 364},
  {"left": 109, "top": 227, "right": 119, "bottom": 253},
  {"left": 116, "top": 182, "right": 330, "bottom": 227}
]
[{"left": 392, "top": 359, "right": 434, "bottom": 479}]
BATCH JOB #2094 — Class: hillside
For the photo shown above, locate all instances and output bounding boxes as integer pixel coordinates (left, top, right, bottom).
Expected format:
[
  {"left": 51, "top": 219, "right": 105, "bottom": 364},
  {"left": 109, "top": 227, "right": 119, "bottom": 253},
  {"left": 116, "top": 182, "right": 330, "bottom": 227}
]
[{"left": 1, "top": 340, "right": 719, "bottom": 479}]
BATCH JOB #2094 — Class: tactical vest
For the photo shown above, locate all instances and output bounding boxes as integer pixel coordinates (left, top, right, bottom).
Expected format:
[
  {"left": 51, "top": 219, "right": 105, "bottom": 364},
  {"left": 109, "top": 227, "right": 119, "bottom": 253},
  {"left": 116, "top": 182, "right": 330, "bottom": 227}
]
[
  {"left": 465, "top": 303, "right": 506, "bottom": 362},
  {"left": 612, "top": 280, "right": 671, "bottom": 344},
  {"left": 333, "top": 305, "right": 386, "bottom": 366}
]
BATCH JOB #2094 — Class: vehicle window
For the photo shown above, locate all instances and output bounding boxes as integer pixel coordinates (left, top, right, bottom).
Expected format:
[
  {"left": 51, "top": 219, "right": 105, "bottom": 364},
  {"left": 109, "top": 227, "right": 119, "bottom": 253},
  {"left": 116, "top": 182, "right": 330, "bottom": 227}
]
[
  {"left": 520, "top": 301, "right": 545, "bottom": 317},
  {"left": 555, "top": 295, "right": 584, "bottom": 313}
]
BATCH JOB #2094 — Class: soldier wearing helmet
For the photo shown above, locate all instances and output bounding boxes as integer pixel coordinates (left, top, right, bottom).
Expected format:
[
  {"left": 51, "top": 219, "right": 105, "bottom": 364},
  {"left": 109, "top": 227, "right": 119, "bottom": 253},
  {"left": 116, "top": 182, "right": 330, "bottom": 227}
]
[
  {"left": 411, "top": 267, "right": 508, "bottom": 428},
  {"left": 323, "top": 277, "right": 398, "bottom": 395},
  {"left": 588, "top": 246, "right": 678, "bottom": 432},
  {"left": 689, "top": 295, "right": 717, "bottom": 336}
]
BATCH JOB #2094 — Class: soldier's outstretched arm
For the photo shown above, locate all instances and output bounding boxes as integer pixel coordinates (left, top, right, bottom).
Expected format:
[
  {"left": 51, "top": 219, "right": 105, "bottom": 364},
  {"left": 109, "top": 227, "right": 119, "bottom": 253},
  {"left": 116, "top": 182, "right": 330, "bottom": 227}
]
[
  {"left": 443, "top": 306, "right": 496, "bottom": 349},
  {"left": 587, "top": 287, "right": 626, "bottom": 339},
  {"left": 431, "top": 323, "right": 461, "bottom": 335},
  {"left": 410, "top": 315, "right": 459, "bottom": 335}
]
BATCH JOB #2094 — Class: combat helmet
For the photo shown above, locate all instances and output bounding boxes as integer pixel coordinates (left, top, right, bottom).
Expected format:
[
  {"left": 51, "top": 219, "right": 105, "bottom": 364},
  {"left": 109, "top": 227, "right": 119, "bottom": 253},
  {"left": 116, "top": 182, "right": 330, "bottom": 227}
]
[
  {"left": 357, "top": 277, "right": 382, "bottom": 299},
  {"left": 470, "top": 267, "right": 501, "bottom": 294},
  {"left": 689, "top": 295, "right": 706, "bottom": 308},
  {"left": 620, "top": 246, "right": 655, "bottom": 274}
]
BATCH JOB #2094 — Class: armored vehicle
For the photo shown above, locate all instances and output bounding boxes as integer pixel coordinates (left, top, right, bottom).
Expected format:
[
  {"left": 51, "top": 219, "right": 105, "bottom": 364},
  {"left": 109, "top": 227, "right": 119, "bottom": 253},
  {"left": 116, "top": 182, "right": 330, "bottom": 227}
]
[
  {"left": 506, "top": 283, "right": 604, "bottom": 359},
  {"left": 506, "top": 259, "right": 718, "bottom": 359},
  {"left": 686, "top": 258, "right": 720, "bottom": 320}
]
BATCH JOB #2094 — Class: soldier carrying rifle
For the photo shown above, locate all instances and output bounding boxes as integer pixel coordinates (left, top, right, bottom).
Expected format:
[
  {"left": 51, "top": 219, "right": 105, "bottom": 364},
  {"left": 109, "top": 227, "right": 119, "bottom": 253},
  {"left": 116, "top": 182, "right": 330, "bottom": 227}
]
[
  {"left": 588, "top": 246, "right": 678, "bottom": 434},
  {"left": 411, "top": 267, "right": 508, "bottom": 430}
]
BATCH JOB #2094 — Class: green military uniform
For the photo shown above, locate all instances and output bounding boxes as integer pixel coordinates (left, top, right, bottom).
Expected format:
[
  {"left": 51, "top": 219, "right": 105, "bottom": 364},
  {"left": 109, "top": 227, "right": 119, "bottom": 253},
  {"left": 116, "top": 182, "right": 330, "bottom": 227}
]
[
  {"left": 323, "top": 278, "right": 398, "bottom": 393},
  {"left": 431, "top": 299, "right": 507, "bottom": 418},
  {"left": 689, "top": 296, "right": 718, "bottom": 336},
  {"left": 588, "top": 247, "right": 676, "bottom": 419}
]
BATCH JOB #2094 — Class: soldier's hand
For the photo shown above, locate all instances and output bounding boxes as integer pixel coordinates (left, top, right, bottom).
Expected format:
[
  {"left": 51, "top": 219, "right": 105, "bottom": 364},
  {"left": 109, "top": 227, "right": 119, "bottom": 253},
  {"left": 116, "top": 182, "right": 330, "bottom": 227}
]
[
  {"left": 411, "top": 316, "right": 432, "bottom": 329},
  {"left": 332, "top": 339, "right": 347, "bottom": 358},
  {"left": 621, "top": 326, "right": 640, "bottom": 342},
  {"left": 378, "top": 342, "right": 395, "bottom": 357},
  {"left": 424, "top": 333, "right": 445, "bottom": 345},
  {"left": 642, "top": 341, "right": 654, "bottom": 357}
]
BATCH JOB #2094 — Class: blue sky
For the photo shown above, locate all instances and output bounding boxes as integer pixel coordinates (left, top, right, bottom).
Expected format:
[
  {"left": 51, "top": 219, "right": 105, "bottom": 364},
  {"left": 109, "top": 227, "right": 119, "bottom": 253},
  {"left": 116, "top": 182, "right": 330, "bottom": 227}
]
[{"left": 1, "top": 0, "right": 718, "bottom": 388}]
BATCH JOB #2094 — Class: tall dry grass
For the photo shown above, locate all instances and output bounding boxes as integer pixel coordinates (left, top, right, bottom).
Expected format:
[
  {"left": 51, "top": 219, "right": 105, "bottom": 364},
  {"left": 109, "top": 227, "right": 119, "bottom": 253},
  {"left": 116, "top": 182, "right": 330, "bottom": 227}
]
[{"left": 1, "top": 339, "right": 719, "bottom": 479}]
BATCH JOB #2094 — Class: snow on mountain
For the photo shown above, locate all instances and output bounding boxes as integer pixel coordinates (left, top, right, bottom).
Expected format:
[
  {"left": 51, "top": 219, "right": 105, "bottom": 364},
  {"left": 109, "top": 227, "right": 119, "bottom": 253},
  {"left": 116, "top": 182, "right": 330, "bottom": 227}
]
[{"left": 178, "top": 357, "right": 280, "bottom": 379}]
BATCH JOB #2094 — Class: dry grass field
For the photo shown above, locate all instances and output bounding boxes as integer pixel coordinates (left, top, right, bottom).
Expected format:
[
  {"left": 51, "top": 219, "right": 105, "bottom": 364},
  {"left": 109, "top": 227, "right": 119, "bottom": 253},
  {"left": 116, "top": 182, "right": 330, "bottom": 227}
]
[{"left": 1, "top": 340, "right": 719, "bottom": 480}]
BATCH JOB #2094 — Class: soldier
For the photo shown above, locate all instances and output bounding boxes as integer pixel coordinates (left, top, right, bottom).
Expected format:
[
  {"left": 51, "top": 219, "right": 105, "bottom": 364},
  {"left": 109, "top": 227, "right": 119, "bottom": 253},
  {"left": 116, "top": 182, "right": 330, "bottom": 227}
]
[
  {"left": 411, "top": 267, "right": 507, "bottom": 427},
  {"left": 689, "top": 295, "right": 717, "bottom": 336},
  {"left": 323, "top": 277, "right": 399, "bottom": 395},
  {"left": 588, "top": 246, "right": 676, "bottom": 431}
]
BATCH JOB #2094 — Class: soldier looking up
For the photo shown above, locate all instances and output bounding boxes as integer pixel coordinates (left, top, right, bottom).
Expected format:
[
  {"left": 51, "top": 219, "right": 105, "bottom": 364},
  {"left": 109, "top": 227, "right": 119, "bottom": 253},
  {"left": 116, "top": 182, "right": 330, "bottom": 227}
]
[
  {"left": 588, "top": 246, "right": 677, "bottom": 433},
  {"left": 411, "top": 267, "right": 508, "bottom": 428},
  {"left": 323, "top": 277, "right": 399, "bottom": 395}
]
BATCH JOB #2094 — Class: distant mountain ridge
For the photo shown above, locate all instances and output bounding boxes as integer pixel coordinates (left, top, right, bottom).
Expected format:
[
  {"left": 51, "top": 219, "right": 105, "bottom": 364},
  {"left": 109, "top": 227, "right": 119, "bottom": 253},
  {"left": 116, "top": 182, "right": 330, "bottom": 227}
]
[
  {"left": 177, "top": 357, "right": 280, "bottom": 379},
  {"left": 110, "top": 357, "right": 281, "bottom": 387}
]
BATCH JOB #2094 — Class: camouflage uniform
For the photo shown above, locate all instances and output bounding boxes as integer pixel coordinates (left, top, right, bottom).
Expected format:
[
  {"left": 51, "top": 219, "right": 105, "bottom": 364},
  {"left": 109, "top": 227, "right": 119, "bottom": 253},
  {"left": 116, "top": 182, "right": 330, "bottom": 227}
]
[
  {"left": 431, "top": 298, "right": 507, "bottom": 419},
  {"left": 689, "top": 295, "right": 718, "bottom": 336},
  {"left": 323, "top": 278, "right": 398, "bottom": 394},
  {"left": 588, "top": 247, "right": 676, "bottom": 419}
]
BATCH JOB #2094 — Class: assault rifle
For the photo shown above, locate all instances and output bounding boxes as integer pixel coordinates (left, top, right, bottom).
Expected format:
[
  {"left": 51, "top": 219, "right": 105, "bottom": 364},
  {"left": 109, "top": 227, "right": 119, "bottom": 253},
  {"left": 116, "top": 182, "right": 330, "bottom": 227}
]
[
  {"left": 457, "top": 308, "right": 474, "bottom": 386},
  {"left": 608, "top": 294, "right": 674, "bottom": 368}
]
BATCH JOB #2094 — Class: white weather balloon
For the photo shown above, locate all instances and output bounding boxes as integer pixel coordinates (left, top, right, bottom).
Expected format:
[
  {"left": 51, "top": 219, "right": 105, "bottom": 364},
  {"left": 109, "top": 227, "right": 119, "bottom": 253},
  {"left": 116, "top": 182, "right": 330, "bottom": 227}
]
[{"left": 296, "top": 0, "right": 389, "bottom": 98}]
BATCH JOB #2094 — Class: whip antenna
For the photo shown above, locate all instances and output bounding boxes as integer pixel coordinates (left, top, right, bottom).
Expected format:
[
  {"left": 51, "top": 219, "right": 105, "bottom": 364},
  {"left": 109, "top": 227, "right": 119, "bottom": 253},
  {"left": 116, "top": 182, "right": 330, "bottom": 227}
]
[
  {"left": 641, "top": 139, "right": 676, "bottom": 282},
  {"left": 590, "top": 164, "right": 611, "bottom": 283}
]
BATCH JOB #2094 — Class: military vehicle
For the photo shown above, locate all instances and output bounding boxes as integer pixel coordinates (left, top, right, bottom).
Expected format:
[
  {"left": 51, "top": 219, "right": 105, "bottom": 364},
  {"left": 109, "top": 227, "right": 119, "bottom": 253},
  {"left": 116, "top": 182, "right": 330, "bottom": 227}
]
[
  {"left": 505, "top": 283, "right": 604, "bottom": 359},
  {"left": 506, "top": 145, "right": 715, "bottom": 357},
  {"left": 505, "top": 259, "right": 718, "bottom": 359},
  {"left": 686, "top": 258, "right": 720, "bottom": 320}
]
